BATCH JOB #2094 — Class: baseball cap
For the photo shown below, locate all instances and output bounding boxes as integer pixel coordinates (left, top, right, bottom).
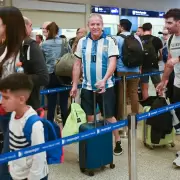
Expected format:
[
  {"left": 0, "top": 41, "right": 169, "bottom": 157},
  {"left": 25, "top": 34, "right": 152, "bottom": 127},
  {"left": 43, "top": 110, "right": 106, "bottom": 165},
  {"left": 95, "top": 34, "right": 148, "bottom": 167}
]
[{"left": 158, "top": 29, "right": 169, "bottom": 35}]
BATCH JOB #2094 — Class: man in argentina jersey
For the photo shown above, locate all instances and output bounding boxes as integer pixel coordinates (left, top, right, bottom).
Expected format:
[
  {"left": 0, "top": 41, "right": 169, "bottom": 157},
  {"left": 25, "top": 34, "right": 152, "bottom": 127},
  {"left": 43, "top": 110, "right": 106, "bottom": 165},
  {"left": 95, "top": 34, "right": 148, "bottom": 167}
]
[
  {"left": 71, "top": 13, "right": 122, "bottom": 156},
  {"left": 156, "top": 9, "right": 180, "bottom": 167}
]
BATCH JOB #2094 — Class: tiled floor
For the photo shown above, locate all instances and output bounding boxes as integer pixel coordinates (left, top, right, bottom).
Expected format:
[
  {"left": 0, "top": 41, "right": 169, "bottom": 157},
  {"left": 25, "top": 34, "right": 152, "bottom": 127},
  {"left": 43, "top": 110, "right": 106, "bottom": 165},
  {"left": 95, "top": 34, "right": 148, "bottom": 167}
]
[{"left": 48, "top": 80, "right": 180, "bottom": 180}]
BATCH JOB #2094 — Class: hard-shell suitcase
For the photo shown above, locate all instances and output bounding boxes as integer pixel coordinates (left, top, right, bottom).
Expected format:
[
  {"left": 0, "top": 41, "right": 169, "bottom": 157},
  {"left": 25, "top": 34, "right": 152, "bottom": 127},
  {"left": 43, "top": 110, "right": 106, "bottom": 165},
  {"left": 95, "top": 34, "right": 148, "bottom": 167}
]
[
  {"left": 142, "top": 106, "right": 175, "bottom": 149},
  {"left": 79, "top": 91, "right": 115, "bottom": 176},
  {"left": 0, "top": 130, "right": 3, "bottom": 153}
]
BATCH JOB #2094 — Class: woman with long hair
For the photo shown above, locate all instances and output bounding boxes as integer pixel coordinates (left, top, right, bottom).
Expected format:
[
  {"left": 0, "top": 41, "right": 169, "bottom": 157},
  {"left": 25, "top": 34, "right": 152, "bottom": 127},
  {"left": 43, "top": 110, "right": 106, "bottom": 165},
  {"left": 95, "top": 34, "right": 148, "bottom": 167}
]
[
  {"left": 42, "top": 22, "right": 69, "bottom": 126},
  {"left": 0, "top": 6, "right": 49, "bottom": 180}
]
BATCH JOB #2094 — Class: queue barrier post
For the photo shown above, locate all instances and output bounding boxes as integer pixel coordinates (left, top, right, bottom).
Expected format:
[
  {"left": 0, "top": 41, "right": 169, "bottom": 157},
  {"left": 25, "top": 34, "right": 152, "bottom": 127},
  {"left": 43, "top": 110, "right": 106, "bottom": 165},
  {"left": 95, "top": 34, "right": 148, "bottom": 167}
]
[
  {"left": 128, "top": 113, "right": 137, "bottom": 180},
  {"left": 120, "top": 75, "right": 128, "bottom": 138}
]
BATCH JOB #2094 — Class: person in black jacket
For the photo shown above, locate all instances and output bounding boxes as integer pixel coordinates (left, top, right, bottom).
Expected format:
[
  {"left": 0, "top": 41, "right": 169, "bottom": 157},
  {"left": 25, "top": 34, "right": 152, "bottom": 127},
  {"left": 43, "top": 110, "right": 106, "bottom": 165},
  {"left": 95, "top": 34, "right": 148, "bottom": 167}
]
[
  {"left": 22, "top": 37, "right": 49, "bottom": 110},
  {"left": 0, "top": 7, "right": 49, "bottom": 180}
]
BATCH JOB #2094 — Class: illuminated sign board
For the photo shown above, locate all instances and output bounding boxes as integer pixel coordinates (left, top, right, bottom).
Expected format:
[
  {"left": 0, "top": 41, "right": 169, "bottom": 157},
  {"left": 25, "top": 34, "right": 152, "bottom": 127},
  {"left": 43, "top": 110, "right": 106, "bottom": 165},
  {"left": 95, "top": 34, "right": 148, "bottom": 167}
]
[
  {"left": 91, "top": 6, "right": 119, "bottom": 15},
  {"left": 121, "top": 8, "right": 165, "bottom": 18}
]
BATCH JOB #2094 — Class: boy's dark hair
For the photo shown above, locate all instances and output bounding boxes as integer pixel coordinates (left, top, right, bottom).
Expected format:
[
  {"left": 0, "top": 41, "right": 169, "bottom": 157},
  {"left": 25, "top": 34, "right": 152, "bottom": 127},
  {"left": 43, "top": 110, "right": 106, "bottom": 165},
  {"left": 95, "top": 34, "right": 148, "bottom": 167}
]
[
  {"left": 0, "top": 73, "right": 33, "bottom": 92},
  {"left": 142, "top": 23, "right": 152, "bottom": 31},
  {"left": 120, "top": 19, "right": 132, "bottom": 32},
  {"left": 36, "top": 34, "right": 43, "bottom": 41},
  {"left": 164, "top": 9, "right": 180, "bottom": 21},
  {"left": 138, "top": 26, "right": 143, "bottom": 29}
]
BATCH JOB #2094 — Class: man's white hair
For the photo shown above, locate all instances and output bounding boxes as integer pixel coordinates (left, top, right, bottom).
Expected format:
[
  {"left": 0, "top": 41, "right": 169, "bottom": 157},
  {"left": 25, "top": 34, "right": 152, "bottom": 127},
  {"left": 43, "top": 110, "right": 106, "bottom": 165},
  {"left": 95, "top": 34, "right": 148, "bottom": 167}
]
[{"left": 88, "top": 13, "right": 103, "bottom": 23}]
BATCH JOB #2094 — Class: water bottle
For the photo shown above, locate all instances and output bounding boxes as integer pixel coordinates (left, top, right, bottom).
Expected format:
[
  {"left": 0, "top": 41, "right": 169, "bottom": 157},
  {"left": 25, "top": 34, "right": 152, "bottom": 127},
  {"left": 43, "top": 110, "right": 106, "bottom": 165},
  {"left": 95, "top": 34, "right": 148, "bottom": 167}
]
[{"left": 16, "top": 62, "right": 24, "bottom": 73}]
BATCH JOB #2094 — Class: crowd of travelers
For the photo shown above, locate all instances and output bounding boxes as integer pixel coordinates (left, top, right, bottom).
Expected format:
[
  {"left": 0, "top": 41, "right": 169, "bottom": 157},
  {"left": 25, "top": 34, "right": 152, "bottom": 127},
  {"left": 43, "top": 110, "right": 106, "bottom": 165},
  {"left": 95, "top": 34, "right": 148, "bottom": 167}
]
[{"left": 0, "top": 5, "right": 179, "bottom": 180}]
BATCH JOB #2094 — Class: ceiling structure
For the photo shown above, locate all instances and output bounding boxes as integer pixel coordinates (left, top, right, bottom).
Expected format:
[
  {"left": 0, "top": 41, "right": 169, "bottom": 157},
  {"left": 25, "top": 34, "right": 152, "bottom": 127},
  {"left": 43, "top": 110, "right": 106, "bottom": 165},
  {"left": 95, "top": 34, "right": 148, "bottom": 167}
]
[{"left": 40, "top": 0, "right": 180, "bottom": 11}]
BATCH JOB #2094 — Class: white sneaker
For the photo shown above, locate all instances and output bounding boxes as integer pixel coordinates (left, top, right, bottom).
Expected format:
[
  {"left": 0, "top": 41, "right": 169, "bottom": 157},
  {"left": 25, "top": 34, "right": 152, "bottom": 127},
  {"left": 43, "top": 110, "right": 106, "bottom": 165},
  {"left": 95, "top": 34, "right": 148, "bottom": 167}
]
[
  {"left": 176, "top": 129, "right": 180, "bottom": 135},
  {"left": 173, "top": 156, "right": 180, "bottom": 167},
  {"left": 176, "top": 151, "right": 180, "bottom": 157}
]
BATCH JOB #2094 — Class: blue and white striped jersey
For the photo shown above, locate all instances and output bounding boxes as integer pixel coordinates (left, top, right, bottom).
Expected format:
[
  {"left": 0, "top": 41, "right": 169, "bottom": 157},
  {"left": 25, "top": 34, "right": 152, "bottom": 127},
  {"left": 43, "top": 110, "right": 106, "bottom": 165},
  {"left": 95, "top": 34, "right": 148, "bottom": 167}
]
[{"left": 75, "top": 32, "right": 119, "bottom": 90}]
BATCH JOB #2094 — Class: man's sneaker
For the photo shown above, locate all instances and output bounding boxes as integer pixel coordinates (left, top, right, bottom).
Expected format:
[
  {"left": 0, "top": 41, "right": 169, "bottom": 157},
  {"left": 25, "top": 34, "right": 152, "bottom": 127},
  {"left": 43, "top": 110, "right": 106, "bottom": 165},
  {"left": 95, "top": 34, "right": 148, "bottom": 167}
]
[
  {"left": 173, "top": 156, "right": 180, "bottom": 167},
  {"left": 114, "top": 141, "right": 123, "bottom": 156},
  {"left": 176, "top": 128, "right": 180, "bottom": 135},
  {"left": 176, "top": 151, "right": 180, "bottom": 157}
]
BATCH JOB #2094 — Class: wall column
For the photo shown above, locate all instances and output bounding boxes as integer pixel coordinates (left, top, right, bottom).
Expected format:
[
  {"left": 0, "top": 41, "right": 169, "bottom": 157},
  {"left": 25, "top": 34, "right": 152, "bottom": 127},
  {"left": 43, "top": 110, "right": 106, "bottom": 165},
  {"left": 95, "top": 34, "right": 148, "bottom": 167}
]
[
  {"left": 5, "top": 0, "right": 12, "bottom": 6},
  {"left": 85, "top": 4, "right": 91, "bottom": 28}
]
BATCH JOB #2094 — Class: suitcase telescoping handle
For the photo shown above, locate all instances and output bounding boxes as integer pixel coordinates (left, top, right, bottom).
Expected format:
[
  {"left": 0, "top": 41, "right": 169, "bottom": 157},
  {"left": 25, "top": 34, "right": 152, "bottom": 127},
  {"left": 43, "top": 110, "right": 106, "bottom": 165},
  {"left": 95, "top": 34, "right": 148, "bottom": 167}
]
[
  {"left": 71, "top": 97, "right": 75, "bottom": 103},
  {"left": 93, "top": 91, "right": 97, "bottom": 128},
  {"left": 93, "top": 91, "right": 106, "bottom": 128}
]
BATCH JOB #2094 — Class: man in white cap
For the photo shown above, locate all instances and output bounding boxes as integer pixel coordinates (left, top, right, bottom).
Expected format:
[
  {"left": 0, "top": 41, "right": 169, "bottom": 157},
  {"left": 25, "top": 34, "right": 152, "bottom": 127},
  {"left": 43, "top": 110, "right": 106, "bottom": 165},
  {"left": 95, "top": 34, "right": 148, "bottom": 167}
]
[{"left": 158, "top": 29, "right": 171, "bottom": 71}]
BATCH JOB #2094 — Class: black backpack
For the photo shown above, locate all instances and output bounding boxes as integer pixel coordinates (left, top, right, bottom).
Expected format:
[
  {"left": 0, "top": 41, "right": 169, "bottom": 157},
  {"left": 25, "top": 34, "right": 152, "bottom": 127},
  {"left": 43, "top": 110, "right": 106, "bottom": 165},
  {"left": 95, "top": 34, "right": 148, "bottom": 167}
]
[
  {"left": 141, "top": 37, "right": 158, "bottom": 68},
  {"left": 119, "top": 34, "right": 144, "bottom": 68}
]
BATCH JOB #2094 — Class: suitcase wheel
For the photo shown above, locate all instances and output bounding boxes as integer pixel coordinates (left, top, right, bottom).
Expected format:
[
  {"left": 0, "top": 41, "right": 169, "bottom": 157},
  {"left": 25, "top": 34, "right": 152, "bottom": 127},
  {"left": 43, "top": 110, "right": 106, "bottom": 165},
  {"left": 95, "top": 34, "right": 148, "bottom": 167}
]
[
  {"left": 171, "top": 143, "right": 175, "bottom": 148},
  {"left": 80, "top": 168, "right": 86, "bottom": 173},
  {"left": 110, "top": 163, "right": 115, "bottom": 169},
  {"left": 88, "top": 171, "right": 95, "bottom": 177},
  {"left": 144, "top": 143, "right": 154, "bottom": 150}
]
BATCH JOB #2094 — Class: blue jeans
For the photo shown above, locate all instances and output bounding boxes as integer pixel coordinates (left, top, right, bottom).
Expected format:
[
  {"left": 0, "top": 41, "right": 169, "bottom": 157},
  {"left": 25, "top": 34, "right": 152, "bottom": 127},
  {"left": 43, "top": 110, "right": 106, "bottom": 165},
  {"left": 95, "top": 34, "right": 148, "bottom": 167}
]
[{"left": 0, "top": 113, "right": 11, "bottom": 180}]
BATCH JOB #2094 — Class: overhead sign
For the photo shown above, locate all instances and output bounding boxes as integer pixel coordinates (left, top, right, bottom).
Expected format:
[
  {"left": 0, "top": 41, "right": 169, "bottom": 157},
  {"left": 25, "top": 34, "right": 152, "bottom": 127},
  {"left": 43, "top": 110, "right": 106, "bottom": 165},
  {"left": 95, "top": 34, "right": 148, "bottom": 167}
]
[
  {"left": 91, "top": 6, "right": 119, "bottom": 15},
  {"left": 121, "top": 8, "right": 165, "bottom": 18}
]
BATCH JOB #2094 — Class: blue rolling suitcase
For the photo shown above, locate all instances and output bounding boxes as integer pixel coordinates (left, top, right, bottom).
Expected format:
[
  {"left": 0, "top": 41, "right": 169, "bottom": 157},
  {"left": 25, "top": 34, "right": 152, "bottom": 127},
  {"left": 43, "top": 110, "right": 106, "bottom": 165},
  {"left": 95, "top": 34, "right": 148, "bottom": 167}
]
[{"left": 79, "top": 91, "right": 115, "bottom": 176}]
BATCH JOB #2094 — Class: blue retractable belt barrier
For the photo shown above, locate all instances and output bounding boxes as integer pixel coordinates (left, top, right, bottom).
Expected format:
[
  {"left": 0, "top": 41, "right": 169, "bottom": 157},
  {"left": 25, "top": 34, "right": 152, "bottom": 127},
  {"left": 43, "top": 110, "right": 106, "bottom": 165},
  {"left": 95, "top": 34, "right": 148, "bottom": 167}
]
[
  {"left": 0, "top": 120, "right": 127, "bottom": 164},
  {"left": 126, "top": 71, "right": 163, "bottom": 80},
  {"left": 0, "top": 70, "right": 170, "bottom": 165},
  {"left": 40, "top": 71, "right": 163, "bottom": 95},
  {"left": 137, "top": 102, "right": 180, "bottom": 121},
  {"left": 0, "top": 101, "right": 180, "bottom": 165}
]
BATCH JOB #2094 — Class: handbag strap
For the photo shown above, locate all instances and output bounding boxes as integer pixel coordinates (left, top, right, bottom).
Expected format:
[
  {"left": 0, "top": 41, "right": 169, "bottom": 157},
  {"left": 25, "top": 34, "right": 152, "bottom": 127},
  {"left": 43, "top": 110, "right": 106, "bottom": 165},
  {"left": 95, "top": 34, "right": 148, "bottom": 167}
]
[{"left": 60, "top": 38, "right": 65, "bottom": 57}]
